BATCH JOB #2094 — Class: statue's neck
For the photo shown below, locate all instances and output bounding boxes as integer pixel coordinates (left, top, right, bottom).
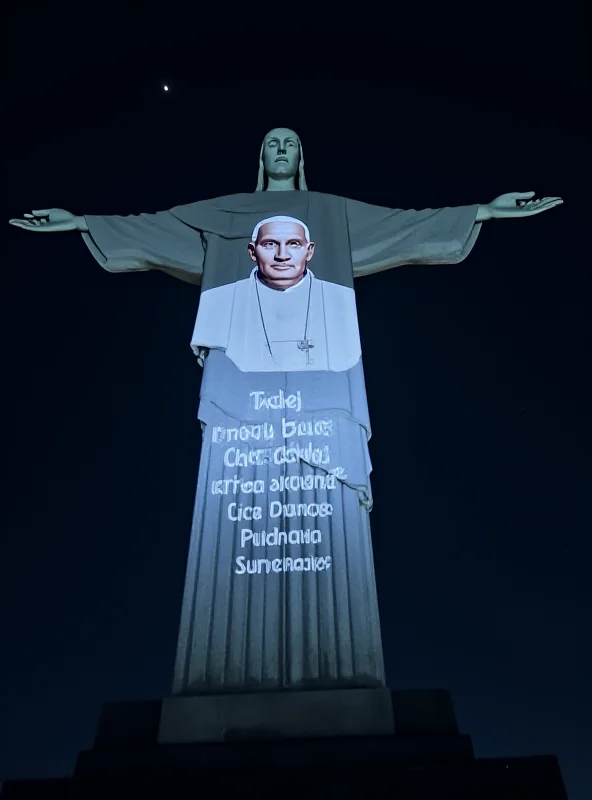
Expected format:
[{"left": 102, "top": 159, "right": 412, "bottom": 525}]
[{"left": 265, "top": 176, "right": 296, "bottom": 192}]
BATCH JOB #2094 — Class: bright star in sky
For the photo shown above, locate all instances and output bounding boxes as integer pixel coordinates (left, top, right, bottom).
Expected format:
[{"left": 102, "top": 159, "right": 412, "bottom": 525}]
[{"left": 163, "top": 85, "right": 169, "bottom": 92}]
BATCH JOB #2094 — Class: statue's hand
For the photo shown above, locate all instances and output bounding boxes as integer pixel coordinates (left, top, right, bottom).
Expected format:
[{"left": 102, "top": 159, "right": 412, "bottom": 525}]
[
  {"left": 484, "top": 191, "right": 563, "bottom": 220},
  {"left": 8, "top": 208, "right": 86, "bottom": 232}
]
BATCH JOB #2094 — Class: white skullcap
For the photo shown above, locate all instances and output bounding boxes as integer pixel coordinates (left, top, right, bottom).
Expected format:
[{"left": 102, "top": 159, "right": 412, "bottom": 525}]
[{"left": 251, "top": 216, "right": 311, "bottom": 244}]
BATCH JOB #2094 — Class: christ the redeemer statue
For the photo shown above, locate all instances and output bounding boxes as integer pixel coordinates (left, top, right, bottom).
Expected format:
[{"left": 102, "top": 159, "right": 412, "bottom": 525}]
[{"left": 10, "top": 129, "right": 562, "bottom": 697}]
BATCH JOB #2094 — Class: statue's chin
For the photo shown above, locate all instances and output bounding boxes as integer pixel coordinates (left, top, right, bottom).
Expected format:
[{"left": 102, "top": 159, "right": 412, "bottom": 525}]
[{"left": 266, "top": 167, "right": 295, "bottom": 181}]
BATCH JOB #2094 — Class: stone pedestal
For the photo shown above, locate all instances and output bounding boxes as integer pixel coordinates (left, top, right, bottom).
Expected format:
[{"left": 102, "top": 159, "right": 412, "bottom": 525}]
[
  {"left": 159, "top": 686, "right": 394, "bottom": 743},
  {"left": 0, "top": 690, "right": 568, "bottom": 799}
]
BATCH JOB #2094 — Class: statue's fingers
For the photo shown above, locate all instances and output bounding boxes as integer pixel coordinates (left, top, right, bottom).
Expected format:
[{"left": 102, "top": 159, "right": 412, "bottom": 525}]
[
  {"left": 514, "top": 191, "right": 536, "bottom": 200},
  {"left": 31, "top": 209, "right": 51, "bottom": 216},
  {"left": 24, "top": 213, "right": 35, "bottom": 218},
  {"left": 531, "top": 200, "right": 562, "bottom": 214}
]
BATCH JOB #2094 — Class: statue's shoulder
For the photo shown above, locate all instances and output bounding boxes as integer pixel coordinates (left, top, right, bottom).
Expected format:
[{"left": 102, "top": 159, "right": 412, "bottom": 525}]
[
  {"left": 307, "top": 190, "right": 345, "bottom": 202},
  {"left": 173, "top": 192, "right": 351, "bottom": 223},
  {"left": 308, "top": 191, "right": 369, "bottom": 212},
  {"left": 173, "top": 192, "right": 246, "bottom": 211},
  {"left": 171, "top": 193, "right": 260, "bottom": 228}
]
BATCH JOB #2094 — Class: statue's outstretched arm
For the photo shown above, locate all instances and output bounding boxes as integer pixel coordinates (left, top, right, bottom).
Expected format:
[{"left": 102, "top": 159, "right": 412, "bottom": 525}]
[
  {"left": 9, "top": 206, "right": 205, "bottom": 285},
  {"left": 348, "top": 190, "right": 563, "bottom": 279},
  {"left": 9, "top": 208, "right": 88, "bottom": 232}
]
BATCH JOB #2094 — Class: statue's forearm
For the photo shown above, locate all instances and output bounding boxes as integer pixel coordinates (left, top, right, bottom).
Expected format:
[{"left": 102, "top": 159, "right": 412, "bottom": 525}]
[{"left": 476, "top": 204, "right": 492, "bottom": 222}]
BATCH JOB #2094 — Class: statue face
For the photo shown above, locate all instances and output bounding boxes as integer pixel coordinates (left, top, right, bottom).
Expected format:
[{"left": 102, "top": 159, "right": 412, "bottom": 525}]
[
  {"left": 262, "top": 127, "right": 300, "bottom": 183},
  {"left": 248, "top": 220, "right": 315, "bottom": 290}
]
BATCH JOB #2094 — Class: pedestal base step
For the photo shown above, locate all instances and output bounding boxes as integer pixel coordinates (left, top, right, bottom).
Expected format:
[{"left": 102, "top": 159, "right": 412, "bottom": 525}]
[{"left": 159, "top": 686, "right": 394, "bottom": 743}]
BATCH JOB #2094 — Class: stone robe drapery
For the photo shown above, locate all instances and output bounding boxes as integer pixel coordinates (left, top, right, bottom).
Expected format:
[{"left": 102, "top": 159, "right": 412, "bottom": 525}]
[{"left": 82, "top": 191, "right": 481, "bottom": 694}]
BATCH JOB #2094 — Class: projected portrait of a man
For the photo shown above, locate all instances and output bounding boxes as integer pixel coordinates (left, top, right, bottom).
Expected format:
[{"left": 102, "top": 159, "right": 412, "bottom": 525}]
[{"left": 191, "top": 215, "right": 361, "bottom": 372}]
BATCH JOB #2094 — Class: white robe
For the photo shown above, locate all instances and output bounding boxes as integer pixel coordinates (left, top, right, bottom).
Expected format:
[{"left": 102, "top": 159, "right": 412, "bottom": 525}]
[{"left": 191, "top": 269, "right": 362, "bottom": 373}]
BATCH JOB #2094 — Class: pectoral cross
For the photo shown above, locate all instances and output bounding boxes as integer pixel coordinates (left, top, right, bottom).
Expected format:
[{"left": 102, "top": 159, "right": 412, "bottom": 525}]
[{"left": 297, "top": 339, "right": 315, "bottom": 365}]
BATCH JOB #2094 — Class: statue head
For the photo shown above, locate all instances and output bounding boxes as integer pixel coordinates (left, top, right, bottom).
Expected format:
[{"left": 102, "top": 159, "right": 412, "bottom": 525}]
[
  {"left": 256, "top": 127, "right": 308, "bottom": 191},
  {"left": 248, "top": 216, "right": 315, "bottom": 289}
]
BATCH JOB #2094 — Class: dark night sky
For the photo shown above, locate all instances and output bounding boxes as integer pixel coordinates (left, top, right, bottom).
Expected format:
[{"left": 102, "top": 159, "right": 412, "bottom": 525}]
[{"left": 1, "top": 11, "right": 590, "bottom": 798}]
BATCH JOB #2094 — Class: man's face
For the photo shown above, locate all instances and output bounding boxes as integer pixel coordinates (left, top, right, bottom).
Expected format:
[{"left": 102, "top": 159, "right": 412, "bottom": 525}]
[
  {"left": 248, "top": 221, "right": 315, "bottom": 290},
  {"left": 262, "top": 128, "right": 300, "bottom": 183}
]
